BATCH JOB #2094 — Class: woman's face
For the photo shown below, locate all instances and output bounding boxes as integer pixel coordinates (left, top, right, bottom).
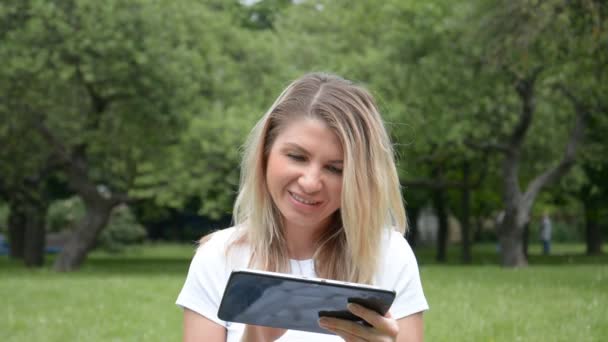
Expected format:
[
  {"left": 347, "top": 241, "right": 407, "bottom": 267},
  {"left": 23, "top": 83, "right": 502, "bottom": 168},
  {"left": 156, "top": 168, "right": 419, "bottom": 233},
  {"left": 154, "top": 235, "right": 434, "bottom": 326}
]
[{"left": 265, "top": 117, "right": 344, "bottom": 235}]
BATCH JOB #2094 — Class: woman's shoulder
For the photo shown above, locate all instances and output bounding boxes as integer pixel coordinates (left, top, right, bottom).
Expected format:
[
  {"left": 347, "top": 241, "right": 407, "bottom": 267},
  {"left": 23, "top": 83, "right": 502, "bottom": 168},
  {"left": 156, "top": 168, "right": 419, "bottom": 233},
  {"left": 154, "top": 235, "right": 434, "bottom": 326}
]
[
  {"left": 380, "top": 228, "right": 416, "bottom": 261},
  {"left": 194, "top": 226, "right": 250, "bottom": 269},
  {"left": 196, "top": 226, "right": 243, "bottom": 253},
  {"left": 374, "top": 228, "right": 422, "bottom": 288}
]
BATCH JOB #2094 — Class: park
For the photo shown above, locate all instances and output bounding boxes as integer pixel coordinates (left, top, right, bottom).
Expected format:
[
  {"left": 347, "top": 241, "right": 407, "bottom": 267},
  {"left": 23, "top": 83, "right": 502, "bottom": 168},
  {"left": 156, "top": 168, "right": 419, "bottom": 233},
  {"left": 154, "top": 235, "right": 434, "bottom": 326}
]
[{"left": 1, "top": 0, "right": 607, "bottom": 341}]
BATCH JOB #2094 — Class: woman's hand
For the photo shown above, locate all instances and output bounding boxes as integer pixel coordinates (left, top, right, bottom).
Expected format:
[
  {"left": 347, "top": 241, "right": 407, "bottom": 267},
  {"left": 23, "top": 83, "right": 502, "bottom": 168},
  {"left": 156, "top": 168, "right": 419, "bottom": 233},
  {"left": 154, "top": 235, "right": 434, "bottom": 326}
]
[
  {"left": 241, "top": 325, "right": 287, "bottom": 342},
  {"left": 318, "top": 303, "right": 399, "bottom": 341}
]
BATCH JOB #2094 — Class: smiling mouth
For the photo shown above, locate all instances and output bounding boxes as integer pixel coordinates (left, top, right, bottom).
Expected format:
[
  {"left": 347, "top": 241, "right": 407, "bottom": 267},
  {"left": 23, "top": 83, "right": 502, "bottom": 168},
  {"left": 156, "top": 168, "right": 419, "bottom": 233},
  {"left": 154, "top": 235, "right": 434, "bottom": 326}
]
[{"left": 289, "top": 191, "right": 321, "bottom": 205}]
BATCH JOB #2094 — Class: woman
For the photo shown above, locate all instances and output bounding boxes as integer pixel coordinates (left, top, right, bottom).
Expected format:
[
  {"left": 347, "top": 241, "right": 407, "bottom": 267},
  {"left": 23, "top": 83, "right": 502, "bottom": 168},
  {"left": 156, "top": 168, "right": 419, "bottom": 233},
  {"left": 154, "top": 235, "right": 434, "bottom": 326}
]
[{"left": 176, "top": 73, "right": 428, "bottom": 341}]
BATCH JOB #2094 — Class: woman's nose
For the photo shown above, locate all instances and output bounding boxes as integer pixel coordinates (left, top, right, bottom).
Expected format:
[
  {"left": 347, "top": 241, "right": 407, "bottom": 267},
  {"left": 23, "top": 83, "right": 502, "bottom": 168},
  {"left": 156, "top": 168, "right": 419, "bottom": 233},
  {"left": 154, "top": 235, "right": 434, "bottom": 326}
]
[{"left": 298, "top": 167, "right": 322, "bottom": 193}]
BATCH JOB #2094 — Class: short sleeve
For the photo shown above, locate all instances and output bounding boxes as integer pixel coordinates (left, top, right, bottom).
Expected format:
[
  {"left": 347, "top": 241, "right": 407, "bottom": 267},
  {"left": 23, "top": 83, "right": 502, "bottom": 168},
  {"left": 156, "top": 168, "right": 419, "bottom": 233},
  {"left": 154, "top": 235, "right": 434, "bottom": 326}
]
[
  {"left": 377, "top": 231, "right": 429, "bottom": 319},
  {"left": 175, "top": 233, "right": 230, "bottom": 327}
]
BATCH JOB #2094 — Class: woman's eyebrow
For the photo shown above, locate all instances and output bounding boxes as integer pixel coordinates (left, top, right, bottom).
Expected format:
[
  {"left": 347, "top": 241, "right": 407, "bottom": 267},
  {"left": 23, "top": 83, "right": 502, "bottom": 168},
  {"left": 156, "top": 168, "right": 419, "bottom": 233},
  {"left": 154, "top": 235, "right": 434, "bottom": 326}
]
[
  {"left": 283, "top": 142, "right": 343, "bottom": 164},
  {"left": 282, "top": 142, "right": 308, "bottom": 154}
]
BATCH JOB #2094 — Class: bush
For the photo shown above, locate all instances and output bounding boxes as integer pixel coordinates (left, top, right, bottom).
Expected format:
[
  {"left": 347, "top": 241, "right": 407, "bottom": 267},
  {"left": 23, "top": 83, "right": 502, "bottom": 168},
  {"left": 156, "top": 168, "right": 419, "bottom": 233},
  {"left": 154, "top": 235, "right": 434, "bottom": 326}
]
[
  {"left": 97, "top": 205, "right": 147, "bottom": 252},
  {"left": 47, "top": 197, "right": 84, "bottom": 233},
  {"left": 47, "top": 197, "right": 147, "bottom": 252}
]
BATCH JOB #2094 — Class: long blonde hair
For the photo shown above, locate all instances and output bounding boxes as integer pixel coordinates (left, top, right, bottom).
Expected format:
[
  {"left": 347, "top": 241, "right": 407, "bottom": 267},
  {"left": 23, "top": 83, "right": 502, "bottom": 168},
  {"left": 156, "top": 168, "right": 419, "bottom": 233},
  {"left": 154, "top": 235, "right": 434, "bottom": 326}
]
[{"left": 229, "top": 72, "right": 406, "bottom": 284}]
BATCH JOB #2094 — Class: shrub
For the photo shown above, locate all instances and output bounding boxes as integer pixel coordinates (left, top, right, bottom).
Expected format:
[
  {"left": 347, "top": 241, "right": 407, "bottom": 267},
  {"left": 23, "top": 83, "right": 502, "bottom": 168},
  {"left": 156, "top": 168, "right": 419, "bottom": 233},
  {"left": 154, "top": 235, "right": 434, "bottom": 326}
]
[
  {"left": 47, "top": 197, "right": 147, "bottom": 252},
  {"left": 97, "top": 204, "right": 147, "bottom": 252},
  {"left": 47, "top": 197, "right": 84, "bottom": 233}
]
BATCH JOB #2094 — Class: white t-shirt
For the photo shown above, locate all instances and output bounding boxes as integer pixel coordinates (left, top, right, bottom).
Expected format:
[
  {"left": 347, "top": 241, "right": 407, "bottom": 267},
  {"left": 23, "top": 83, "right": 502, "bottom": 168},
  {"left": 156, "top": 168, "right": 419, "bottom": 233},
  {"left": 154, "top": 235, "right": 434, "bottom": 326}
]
[{"left": 176, "top": 227, "right": 428, "bottom": 341}]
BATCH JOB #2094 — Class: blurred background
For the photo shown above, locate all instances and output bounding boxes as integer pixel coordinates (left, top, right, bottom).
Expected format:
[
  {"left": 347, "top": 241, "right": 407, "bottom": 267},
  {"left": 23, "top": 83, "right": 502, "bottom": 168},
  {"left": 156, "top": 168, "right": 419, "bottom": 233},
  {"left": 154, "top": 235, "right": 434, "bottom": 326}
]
[{"left": 1, "top": 0, "right": 606, "bottom": 341}]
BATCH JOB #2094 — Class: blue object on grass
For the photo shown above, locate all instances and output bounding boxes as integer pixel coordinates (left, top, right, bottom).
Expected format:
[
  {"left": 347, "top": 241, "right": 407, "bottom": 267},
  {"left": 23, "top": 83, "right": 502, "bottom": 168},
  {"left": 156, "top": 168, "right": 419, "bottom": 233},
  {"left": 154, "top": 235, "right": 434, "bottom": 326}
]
[
  {"left": 0, "top": 234, "right": 62, "bottom": 255},
  {"left": 0, "top": 234, "right": 9, "bottom": 255}
]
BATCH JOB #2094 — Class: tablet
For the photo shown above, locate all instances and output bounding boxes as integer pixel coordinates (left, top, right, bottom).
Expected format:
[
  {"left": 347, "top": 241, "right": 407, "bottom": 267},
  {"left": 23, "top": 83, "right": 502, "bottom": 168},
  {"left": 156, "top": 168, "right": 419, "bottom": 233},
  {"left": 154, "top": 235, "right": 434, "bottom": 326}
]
[{"left": 217, "top": 269, "right": 396, "bottom": 335}]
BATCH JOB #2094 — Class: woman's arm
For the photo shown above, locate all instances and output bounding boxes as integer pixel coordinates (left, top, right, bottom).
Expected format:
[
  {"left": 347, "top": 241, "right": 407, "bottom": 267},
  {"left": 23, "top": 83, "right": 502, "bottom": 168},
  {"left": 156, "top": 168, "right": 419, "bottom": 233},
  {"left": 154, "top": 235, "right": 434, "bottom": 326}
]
[
  {"left": 396, "top": 312, "right": 424, "bottom": 342},
  {"left": 183, "top": 308, "right": 226, "bottom": 342}
]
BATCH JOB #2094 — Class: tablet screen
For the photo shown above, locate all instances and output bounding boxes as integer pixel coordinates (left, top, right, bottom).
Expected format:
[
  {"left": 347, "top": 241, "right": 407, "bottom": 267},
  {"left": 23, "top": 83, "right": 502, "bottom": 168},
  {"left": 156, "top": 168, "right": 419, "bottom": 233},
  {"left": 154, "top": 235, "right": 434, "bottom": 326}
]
[{"left": 217, "top": 270, "right": 396, "bottom": 335}]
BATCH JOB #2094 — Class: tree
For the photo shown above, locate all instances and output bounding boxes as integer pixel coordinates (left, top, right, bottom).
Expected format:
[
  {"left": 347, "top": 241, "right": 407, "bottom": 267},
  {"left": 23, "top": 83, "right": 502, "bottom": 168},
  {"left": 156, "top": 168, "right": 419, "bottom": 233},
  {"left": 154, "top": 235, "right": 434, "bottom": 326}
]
[
  {"left": 276, "top": 0, "right": 497, "bottom": 262},
  {"left": 0, "top": 0, "right": 57, "bottom": 265},
  {"left": 0, "top": 0, "right": 218, "bottom": 270},
  {"left": 469, "top": 0, "right": 606, "bottom": 266},
  {"left": 578, "top": 108, "right": 608, "bottom": 255},
  {"left": 131, "top": 2, "right": 287, "bottom": 221}
]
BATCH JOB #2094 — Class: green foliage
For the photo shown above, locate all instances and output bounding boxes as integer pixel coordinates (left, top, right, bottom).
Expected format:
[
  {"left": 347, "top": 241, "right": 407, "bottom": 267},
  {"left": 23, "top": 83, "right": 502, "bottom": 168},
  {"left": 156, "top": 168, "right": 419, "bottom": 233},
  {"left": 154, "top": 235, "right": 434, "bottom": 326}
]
[
  {"left": 97, "top": 205, "right": 147, "bottom": 252},
  {"left": 1, "top": 0, "right": 211, "bottom": 187},
  {"left": 237, "top": 0, "right": 293, "bottom": 30},
  {"left": 0, "top": 0, "right": 286, "bottom": 221},
  {"left": 46, "top": 197, "right": 83, "bottom": 233},
  {"left": 46, "top": 197, "right": 146, "bottom": 252},
  {"left": 1, "top": 0, "right": 606, "bottom": 246},
  {"left": 130, "top": 8, "right": 287, "bottom": 218}
]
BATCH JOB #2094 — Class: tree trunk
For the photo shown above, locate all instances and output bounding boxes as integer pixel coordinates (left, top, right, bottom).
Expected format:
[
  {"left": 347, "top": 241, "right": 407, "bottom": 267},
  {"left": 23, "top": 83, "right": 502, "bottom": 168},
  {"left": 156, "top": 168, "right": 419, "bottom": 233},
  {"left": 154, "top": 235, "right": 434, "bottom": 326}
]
[
  {"left": 584, "top": 201, "right": 603, "bottom": 255},
  {"left": 53, "top": 200, "right": 115, "bottom": 272},
  {"left": 7, "top": 193, "right": 26, "bottom": 259},
  {"left": 461, "top": 161, "right": 472, "bottom": 264},
  {"left": 35, "top": 108, "right": 129, "bottom": 271},
  {"left": 499, "top": 229, "right": 527, "bottom": 267},
  {"left": 433, "top": 188, "right": 449, "bottom": 263},
  {"left": 522, "top": 221, "right": 530, "bottom": 260},
  {"left": 499, "top": 207, "right": 528, "bottom": 267},
  {"left": 7, "top": 181, "right": 48, "bottom": 266},
  {"left": 405, "top": 206, "right": 419, "bottom": 249},
  {"left": 23, "top": 195, "right": 48, "bottom": 267},
  {"left": 496, "top": 74, "right": 586, "bottom": 267}
]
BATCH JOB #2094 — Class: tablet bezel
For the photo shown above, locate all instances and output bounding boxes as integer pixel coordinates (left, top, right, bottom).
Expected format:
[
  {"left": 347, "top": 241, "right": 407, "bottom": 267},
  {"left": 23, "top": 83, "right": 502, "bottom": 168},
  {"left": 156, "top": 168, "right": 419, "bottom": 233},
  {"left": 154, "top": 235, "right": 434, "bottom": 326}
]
[{"left": 217, "top": 269, "right": 396, "bottom": 335}]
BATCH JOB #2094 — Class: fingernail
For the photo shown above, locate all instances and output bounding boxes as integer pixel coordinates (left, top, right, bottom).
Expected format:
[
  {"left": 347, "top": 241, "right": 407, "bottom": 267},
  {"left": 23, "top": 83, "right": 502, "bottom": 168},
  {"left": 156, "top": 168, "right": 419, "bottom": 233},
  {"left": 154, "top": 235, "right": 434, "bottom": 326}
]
[{"left": 347, "top": 303, "right": 358, "bottom": 311}]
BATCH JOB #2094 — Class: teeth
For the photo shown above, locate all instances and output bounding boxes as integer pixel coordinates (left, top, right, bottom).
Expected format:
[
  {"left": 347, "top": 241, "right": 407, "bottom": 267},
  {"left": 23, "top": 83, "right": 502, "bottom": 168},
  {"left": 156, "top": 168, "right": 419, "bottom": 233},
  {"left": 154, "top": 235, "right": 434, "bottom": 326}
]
[{"left": 291, "top": 192, "right": 317, "bottom": 205}]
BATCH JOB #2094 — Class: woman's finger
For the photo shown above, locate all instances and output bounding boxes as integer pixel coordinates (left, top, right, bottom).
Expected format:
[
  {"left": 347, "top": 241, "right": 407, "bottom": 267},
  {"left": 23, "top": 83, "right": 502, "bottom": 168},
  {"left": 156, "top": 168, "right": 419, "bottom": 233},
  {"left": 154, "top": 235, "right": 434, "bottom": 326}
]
[
  {"left": 319, "top": 317, "right": 373, "bottom": 340},
  {"left": 330, "top": 327, "right": 367, "bottom": 342},
  {"left": 347, "top": 303, "right": 399, "bottom": 336}
]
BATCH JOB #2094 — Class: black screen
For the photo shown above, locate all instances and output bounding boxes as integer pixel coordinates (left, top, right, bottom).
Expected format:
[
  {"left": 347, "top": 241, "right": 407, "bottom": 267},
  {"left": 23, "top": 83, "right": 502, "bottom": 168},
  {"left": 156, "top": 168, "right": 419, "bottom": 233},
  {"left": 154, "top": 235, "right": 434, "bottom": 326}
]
[{"left": 217, "top": 271, "right": 396, "bottom": 335}]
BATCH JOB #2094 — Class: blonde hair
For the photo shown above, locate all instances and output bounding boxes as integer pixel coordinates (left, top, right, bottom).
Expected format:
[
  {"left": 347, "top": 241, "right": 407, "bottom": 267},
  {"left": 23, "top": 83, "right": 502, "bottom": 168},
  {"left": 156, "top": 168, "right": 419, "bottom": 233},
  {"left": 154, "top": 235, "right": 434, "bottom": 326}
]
[{"left": 230, "top": 72, "right": 406, "bottom": 284}]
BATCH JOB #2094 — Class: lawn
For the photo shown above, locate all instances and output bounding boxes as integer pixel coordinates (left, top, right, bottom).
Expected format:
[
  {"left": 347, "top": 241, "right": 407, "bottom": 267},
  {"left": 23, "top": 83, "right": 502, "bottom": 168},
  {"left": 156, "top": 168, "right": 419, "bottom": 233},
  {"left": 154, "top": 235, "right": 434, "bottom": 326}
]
[{"left": 1, "top": 243, "right": 607, "bottom": 341}]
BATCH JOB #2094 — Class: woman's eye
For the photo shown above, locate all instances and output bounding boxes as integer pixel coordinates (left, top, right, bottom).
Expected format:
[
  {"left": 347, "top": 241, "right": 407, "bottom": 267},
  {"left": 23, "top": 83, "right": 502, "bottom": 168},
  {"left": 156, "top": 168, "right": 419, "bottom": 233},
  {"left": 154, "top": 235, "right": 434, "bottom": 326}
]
[
  {"left": 326, "top": 165, "right": 343, "bottom": 174},
  {"left": 287, "top": 154, "right": 306, "bottom": 161}
]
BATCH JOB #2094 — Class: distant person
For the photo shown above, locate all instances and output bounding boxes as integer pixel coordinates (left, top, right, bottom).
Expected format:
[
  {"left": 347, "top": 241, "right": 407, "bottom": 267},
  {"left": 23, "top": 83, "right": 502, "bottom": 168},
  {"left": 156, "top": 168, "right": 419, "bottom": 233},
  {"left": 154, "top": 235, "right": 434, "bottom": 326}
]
[
  {"left": 540, "top": 212, "right": 552, "bottom": 255},
  {"left": 176, "top": 73, "right": 428, "bottom": 341}
]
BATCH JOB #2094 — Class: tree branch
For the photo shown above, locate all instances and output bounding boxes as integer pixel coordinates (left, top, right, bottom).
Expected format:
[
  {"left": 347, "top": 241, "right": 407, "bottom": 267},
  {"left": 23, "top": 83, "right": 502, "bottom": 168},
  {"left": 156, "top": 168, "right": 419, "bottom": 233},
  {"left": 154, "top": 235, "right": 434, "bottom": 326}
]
[
  {"left": 402, "top": 179, "right": 467, "bottom": 190},
  {"left": 75, "top": 65, "right": 109, "bottom": 116},
  {"left": 521, "top": 85, "right": 589, "bottom": 211},
  {"left": 510, "top": 67, "right": 542, "bottom": 149},
  {"left": 111, "top": 192, "right": 132, "bottom": 206},
  {"left": 33, "top": 116, "right": 111, "bottom": 203},
  {"left": 469, "top": 153, "right": 489, "bottom": 188},
  {"left": 500, "top": 68, "right": 543, "bottom": 210},
  {"left": 464, "top": 139, "right": 509, "bottom": 153},
  {"left": 32, "top": 115, "right": 73, "bottom": 165}
]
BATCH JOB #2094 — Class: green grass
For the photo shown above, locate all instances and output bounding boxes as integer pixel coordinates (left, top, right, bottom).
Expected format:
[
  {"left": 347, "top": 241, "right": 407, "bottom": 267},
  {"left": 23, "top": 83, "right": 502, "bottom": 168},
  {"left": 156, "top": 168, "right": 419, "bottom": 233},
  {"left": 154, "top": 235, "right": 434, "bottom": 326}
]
[
  {"left": 1, "top": 243, "right": 607, "bottom": 341},
  {"left": 423, "top": 266, "right": 608, "bottom": 341}
]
